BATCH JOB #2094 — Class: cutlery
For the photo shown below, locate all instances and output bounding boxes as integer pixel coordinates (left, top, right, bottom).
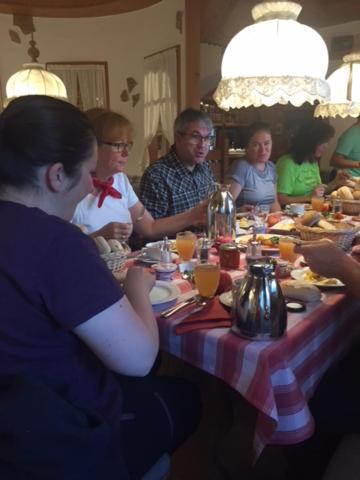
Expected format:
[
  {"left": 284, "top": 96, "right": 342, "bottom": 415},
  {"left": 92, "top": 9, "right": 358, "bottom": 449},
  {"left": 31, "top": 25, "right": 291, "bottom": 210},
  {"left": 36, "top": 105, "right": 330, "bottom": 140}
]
[{"left": 160, "top": 296, "right": 198, "bottom": 318}]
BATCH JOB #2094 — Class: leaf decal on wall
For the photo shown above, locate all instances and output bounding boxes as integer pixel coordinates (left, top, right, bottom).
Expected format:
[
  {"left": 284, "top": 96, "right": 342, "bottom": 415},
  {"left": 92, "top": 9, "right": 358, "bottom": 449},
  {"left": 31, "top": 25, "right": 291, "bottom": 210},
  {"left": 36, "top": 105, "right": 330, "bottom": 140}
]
[
  {"left": 9, "top": 29, "right": 21, "bottom": 44},
  {"left": 126, "top": 77, "right": 137, "bottom": 93},
  {"left": 13, "top": 14, "right": 35, "bottom": 35},
  {"left": 132, "top": 93, "right": 140, "bottom": 107},
  {"left": 120, "top": 89, "right": 129, "bottom": 102}
]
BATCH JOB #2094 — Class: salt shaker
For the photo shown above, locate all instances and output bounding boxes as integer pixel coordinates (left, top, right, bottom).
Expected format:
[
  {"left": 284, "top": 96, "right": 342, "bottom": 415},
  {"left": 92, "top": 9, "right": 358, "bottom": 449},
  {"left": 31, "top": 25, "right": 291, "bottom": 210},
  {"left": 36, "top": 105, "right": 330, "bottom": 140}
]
[
  {"left": 160, "top": 236, "right": 172, "bottom": 264},
  {"left": 199, "top": 235, "right": 210, "bottom": 263}
]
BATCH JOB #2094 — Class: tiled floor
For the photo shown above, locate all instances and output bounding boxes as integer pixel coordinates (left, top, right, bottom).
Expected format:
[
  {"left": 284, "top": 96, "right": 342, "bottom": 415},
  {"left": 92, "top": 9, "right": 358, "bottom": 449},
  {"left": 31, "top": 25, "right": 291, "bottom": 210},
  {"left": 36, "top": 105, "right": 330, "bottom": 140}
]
[{"left": 159, "top": 354, "right": 289, "bottom": 480}]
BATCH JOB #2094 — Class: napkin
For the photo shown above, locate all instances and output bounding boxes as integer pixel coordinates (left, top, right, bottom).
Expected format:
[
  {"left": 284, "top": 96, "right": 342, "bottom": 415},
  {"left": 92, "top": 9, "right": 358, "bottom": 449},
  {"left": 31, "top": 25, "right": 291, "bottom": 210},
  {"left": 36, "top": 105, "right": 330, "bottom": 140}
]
[
  {"left": 216, "top": 270, "right": 233, "bottom": 295},
  {"left": 175, "top": 297, "right": 232, "bottom": 335}
]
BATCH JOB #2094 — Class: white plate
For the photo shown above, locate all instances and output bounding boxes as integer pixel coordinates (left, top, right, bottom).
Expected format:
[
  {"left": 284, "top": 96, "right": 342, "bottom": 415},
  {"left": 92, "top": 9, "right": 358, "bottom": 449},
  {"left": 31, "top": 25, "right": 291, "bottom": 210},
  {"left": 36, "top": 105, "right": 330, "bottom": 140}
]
[
  {"left": 149, "top": 281, "right": 180, "bottom": 305},
  {"left": 138, "top": 252, "right": 179, "bottom": 264},
  {"left": 291, "top": 267, "right": 344, "bottom": 288},
  {"left": 219, "top": 291, "right": 233, "bottom": 308},
  {"left": 145, "top": 240, "right": 177, "bottom": 252}
]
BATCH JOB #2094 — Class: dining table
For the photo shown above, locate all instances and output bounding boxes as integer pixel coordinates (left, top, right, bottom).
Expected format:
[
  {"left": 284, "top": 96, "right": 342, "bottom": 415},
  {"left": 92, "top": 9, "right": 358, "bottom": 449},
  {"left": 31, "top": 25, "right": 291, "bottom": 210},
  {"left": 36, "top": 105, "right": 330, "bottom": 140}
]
[{"left": 131, "top": 247, "right": 360, "bottom": 461}]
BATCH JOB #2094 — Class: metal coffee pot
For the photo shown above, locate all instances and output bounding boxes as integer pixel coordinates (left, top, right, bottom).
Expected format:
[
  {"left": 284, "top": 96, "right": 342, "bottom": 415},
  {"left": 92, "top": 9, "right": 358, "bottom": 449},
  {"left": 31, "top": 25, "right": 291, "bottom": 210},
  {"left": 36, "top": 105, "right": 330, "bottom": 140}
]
[
  {"left": 207, "top": 183, "right": 236, "bottom": 243},
  {"left": 232, "top": 262, "right": 287, "bottom": 340}
]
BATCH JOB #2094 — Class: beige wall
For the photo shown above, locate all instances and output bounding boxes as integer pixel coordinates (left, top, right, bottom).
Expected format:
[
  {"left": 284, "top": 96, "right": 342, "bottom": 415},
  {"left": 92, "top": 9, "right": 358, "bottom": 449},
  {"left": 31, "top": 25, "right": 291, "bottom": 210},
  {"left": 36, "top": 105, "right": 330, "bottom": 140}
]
[{"left": 0, "top": 0, "right": 185, "bottom": 176}]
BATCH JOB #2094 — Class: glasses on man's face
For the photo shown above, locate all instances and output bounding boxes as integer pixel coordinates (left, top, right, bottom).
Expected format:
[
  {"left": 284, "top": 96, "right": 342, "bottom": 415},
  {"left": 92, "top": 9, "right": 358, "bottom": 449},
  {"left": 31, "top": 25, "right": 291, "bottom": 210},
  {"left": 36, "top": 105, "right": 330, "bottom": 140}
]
[
  {"left": 180, "top": 132, "right": 215, "bottom": 146},
  {"left": 99, "top": 140, "right": 134, "bottom": 153}
]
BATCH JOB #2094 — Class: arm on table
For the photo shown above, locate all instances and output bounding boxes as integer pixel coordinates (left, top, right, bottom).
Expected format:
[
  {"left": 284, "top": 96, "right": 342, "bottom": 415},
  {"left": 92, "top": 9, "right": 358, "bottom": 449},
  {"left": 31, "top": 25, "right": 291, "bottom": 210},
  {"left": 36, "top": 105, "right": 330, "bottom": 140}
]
[
  {"left": 73, "top": 267, "right": 159, "bottom": 377},
  {"left": 331, "top": 153, "right": 360, "bottom": 170},
  {"left": 294, "top": 240, "right": 360, "bottom": 298},
  {"left": 91, "top": 222, "right": 133, "bottom": 242}
]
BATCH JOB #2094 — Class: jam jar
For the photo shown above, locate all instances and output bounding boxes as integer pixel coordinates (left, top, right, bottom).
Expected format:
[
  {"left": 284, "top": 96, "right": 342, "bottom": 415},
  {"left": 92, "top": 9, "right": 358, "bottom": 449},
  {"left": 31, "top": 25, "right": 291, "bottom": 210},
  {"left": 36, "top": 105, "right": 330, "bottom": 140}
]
[{"left": 219, "top": 243, "right": 240, "bottom": 269}]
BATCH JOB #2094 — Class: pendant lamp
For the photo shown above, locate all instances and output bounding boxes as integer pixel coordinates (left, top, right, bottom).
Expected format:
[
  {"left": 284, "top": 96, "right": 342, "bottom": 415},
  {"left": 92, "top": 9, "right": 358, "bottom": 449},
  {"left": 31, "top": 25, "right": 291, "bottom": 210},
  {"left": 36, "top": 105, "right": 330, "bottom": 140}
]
[
  {"left": 213, "top": 1, "right": 330, "bottom": 109},
  {"left": 5, "top": 34, "right": 67, "bottom": 106},
  {"left": 314, "top": 52, "right": 360, "bottom": 118}
]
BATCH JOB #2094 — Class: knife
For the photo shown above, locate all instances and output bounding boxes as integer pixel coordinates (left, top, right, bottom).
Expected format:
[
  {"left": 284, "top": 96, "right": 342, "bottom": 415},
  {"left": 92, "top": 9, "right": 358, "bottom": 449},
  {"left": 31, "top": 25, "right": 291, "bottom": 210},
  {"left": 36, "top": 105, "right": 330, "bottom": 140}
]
[{"left": 160, "top": 296, "right": 198, "bottom": 318}]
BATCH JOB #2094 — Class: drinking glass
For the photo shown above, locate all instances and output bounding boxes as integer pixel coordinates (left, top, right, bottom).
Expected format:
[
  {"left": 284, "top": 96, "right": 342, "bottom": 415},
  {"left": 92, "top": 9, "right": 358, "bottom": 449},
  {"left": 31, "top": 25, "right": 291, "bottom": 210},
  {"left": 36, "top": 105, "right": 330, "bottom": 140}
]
[
  {"left": 176, "top": 231, "right": 197, "bottom": 261},
  {"left": 194, "top": 263, "right": 220, "bottom": 299},
  {"left": 311, "top": 195, "right": 325, "bottom": 212},
  {"left": 279, "top": 237, "right": 298, "bottom": 263}
]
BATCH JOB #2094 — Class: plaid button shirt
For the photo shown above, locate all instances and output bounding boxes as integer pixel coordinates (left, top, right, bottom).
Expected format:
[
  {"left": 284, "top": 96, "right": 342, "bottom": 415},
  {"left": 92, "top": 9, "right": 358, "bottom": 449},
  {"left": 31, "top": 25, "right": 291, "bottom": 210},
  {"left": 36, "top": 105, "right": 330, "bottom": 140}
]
[{"left": 139, "top": 146, "right": 215, "bottom": 219}]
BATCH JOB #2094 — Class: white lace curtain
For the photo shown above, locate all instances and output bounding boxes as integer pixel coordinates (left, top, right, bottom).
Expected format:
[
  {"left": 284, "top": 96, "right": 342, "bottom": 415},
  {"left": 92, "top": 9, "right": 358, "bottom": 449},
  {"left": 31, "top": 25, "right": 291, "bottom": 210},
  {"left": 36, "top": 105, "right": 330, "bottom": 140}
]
[
  {"left": 144, "top": 47, "right": 178, "bottom": 164},
  {"left": 46, "top": 63, "right": 108, "bottom": 111}
]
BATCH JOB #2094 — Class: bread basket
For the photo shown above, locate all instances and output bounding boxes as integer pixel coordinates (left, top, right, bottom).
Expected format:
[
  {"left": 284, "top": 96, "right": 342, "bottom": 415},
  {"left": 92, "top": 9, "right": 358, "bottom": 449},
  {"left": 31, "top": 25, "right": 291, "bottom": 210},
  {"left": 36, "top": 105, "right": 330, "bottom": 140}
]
[
  {"left": 100, "top": 244, "right": 130, "bottom": 272},
  {"left": 340, "top": 199, "right": 360, "bottom": 216},
  {"left": 295, "top": 220, "right": 360, "bottom": 250}
]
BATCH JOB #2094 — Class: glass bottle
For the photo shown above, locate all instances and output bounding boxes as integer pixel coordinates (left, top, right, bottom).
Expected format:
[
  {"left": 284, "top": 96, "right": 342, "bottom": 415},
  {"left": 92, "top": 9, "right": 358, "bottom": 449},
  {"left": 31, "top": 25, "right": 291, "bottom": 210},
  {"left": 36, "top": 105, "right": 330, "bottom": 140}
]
[{"left": 207, "top": 183, "right": 236, "bottom": 243}]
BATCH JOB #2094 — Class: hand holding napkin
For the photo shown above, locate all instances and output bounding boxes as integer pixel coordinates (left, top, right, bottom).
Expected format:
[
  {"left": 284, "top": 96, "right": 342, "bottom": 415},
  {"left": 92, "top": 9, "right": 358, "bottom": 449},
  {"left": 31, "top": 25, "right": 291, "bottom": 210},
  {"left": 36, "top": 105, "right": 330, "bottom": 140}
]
[{"left": 175, "top": 297, "right": 232, "bottom": 335}]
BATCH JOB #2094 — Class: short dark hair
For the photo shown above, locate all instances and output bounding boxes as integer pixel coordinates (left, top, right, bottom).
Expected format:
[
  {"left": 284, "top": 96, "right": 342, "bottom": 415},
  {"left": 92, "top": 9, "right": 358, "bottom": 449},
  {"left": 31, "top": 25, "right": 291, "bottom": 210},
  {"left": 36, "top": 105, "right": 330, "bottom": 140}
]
[
  {"left": 242, "top": 121, "right": 272, "bottom": 148},
  {"left": 0, "top": 95, "right": 95, "bottom": 191},
  {"left": 290, "top": 119, "right": 335, "bottom": 164},
  {"left": 174, "top": 108, "right": 213, "bottom": 134}
]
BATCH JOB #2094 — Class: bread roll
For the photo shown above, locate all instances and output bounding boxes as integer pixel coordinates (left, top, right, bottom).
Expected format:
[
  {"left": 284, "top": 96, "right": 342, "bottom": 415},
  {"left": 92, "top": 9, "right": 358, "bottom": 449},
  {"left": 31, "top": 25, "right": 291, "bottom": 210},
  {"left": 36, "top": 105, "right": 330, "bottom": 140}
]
[
  {"left": 281, "top": 280, "right": 322, "bottom": 302},
  {"left": 330, "top": 190, "right": 338, "bottom": 199},
  {"left": 353, "top": 190, "right": 360, "bottom": 200},
  {"left": 337, "top": 186, "right": 354, "bottom": 200},
  {"left": 94, "top": 236, "right": 111, "bottom": 254},
  {"left": 300, "top": 211, "right": 321, "bottom": 227},
  {"left": 108, "top": 239, "right": 125, "bottom": 253}
]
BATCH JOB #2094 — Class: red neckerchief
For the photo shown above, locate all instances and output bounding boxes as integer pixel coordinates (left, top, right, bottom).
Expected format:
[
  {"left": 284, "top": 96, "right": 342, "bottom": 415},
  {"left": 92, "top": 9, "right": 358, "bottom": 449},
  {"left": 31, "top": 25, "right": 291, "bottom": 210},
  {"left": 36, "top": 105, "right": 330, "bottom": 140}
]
[{"left": 92, "top": 176, "right": 122, "bottom": 208}]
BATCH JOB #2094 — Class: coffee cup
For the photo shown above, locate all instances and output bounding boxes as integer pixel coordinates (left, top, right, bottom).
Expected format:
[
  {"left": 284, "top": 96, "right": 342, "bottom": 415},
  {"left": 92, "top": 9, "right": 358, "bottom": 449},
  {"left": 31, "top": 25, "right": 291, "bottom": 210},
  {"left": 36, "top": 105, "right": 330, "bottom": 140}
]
[
  {"left": 289, "top": 203, "right": 305, "bottom": 216},
  {"left": 143, "top": 246, "right": 162, "bottom": 261}
]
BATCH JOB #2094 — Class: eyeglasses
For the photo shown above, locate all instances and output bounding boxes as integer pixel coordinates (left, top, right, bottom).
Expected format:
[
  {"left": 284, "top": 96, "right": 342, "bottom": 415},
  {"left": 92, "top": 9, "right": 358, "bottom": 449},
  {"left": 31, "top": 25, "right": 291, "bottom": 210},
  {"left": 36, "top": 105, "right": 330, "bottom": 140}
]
[
  {"left": 180, "top": 133, "right": 215, "bottom": 146},
  {"left": 99, "top": 140, "right": 134, "bottom": 153}
]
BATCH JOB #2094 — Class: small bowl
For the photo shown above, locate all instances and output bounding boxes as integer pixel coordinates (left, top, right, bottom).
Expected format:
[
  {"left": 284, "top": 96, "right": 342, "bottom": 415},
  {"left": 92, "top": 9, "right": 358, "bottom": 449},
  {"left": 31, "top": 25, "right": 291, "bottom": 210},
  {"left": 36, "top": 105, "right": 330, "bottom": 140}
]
[{"left": 152, "top": 263, "right": 177, "bottom": 281}]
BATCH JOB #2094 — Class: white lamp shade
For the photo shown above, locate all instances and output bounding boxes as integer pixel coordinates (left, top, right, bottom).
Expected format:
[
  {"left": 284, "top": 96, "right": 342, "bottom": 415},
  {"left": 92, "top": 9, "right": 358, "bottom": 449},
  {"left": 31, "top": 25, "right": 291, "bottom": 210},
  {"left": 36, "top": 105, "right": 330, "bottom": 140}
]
[
  {"left": 314, "top": 53, "right": 360, "bottom": 118},
  {"left": 5, "top": 63, "right": 67, "bottom": 103},
  {"left": 214, "top": 1, "right": 330, "bottom": 109}
]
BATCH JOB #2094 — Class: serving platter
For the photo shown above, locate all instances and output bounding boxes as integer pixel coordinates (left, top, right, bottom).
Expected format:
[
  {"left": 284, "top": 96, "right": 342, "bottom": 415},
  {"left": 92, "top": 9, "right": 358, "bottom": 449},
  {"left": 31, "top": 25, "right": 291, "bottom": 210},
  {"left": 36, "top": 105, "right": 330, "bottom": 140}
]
[{"left": 291, "top": 267, "right": 344, "bottom": 288}]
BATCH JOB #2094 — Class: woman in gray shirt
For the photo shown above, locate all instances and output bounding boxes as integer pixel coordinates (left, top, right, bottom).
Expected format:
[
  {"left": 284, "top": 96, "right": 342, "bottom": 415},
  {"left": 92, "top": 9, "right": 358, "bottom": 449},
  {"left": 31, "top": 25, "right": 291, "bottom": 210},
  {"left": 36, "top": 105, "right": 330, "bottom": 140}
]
[{"left": 227, "top": 122, "right": 281, "bottom": 212}]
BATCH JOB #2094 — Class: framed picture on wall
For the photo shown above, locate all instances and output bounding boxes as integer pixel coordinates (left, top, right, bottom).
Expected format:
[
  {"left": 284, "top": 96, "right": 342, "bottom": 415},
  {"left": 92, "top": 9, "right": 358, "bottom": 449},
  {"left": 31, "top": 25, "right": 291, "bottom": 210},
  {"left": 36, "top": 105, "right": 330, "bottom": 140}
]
[{"left": 46, "top": 61, "right": 110, "bottom": 111}]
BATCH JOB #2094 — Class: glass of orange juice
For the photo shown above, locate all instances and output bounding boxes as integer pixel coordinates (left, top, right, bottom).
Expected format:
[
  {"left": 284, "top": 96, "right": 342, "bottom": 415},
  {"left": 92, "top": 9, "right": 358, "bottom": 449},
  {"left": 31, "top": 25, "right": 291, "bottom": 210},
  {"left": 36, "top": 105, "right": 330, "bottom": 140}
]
[
  {"left": 311, "top": 195, "right": 325, "bottom": 212},
  {"left": 194, "top": 263, "right": 220, "bottom": 298},
  {"left": 176, "top": 231, "right": 197, "bottom": 261},
  {"left": 279, "top": 237, "right": 298, "bottom": 263}
]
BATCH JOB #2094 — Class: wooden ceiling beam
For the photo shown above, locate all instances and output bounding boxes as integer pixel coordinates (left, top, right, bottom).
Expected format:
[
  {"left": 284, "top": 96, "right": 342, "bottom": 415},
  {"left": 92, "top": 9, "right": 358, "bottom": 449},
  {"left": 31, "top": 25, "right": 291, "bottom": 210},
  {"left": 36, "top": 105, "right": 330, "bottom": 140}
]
[{"left": 0, "top": 0, "right": 161, "bottom": 18}]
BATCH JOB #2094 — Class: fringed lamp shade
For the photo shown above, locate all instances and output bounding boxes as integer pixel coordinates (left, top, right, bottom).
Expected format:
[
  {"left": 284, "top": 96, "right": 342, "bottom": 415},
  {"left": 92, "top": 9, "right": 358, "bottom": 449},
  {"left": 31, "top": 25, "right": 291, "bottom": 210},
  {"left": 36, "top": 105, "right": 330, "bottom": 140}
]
[
  {"left": 214, "top": 1, "right": 330, "bottom": 110},
  {"left": 5, "top": 63, "right": 67, "bottom": 105},
  {"left": 314, "top": 52, "right": 360, "bottom": 118}
]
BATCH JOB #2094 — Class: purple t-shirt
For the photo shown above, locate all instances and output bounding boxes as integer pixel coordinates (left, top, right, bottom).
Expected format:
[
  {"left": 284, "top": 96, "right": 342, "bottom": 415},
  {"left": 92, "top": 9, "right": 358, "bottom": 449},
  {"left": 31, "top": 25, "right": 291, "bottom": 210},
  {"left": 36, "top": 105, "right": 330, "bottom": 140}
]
[{"left": 0, "top": 200, "right": 124, "bottom": 421}]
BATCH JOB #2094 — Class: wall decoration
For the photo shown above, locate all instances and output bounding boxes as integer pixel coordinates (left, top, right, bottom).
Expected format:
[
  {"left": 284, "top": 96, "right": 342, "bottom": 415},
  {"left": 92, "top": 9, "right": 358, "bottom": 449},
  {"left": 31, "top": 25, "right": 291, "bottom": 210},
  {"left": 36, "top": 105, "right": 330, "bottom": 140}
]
[
  {"left": 120, "top": 76, "right": 140, "bottom": 107},
  {"left": 126, "top": 77, "right": 137, "bottom": 93},
  {"left": 176, "top": 10, "right": 183, "bottom": 34},
  {"left": 9, "top": 14, "right": 35, "bottom": 45},
  {"left": 120, "top": 89, "right": 129, "bottom": 102},
  {"left": 132, "top": 93, "right": 140, "bottom": 107}
]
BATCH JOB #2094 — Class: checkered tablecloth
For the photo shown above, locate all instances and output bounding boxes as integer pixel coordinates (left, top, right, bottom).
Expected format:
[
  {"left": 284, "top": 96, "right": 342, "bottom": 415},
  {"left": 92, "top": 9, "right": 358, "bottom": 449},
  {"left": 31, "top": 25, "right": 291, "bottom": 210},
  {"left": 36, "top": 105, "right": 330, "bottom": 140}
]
[{"left": 155, "top": 269, "right": 360, "bottom": 459}]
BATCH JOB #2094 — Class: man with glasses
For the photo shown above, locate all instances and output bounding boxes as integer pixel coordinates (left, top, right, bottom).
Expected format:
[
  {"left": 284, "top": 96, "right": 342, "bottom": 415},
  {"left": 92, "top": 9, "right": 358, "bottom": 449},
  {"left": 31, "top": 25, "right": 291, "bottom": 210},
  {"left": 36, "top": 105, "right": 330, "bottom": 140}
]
[{"left": 139, "top": 108, "right": 216, "bottom": 219}]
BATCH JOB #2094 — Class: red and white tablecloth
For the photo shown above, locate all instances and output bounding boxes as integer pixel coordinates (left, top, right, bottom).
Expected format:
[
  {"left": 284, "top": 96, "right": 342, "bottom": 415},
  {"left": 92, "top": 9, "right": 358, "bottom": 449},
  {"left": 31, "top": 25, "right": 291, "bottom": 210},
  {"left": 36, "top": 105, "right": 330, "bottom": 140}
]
[{"left": 155, "top": 269, "right": 360, "bottom": 459}]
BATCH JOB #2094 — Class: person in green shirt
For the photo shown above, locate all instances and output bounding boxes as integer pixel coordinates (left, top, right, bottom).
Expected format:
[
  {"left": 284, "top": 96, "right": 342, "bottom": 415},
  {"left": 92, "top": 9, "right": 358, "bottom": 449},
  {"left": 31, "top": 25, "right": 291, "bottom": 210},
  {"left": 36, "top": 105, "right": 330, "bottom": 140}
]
[
  {"left": 330, "top": 117, "right": 360, "bottom": 177},
  {"left": 276, "top": 119, "right": 349, "bottom": 207}
]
